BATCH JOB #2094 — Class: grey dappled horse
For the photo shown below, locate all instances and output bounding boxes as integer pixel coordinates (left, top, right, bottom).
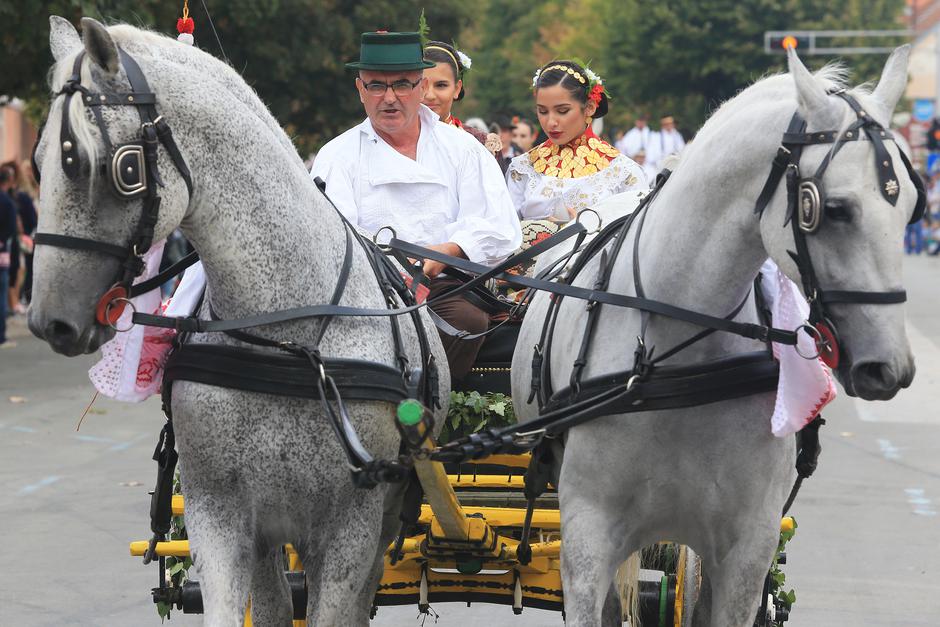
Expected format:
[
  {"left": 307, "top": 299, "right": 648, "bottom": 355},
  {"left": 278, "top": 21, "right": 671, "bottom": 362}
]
[
  {"left": 512, "top": 48, "right": 917, "bottom": 625},
  {"left": 30, "top": 18, "right": 448, "bottom": 625}
]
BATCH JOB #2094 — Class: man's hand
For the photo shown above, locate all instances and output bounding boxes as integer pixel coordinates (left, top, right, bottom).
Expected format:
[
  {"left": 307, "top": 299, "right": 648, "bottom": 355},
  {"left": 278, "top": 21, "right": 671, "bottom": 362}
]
[{"left": 422, "top": 242, "right": 466, "bottom": 278}]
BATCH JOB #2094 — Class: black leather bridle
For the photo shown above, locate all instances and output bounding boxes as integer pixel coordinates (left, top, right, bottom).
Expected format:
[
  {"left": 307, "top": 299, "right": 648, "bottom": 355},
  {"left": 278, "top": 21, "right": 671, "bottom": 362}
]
[
  {"left": 754, "top": 90, "right": 925, "bottom": 368},
  {"left": 31, "top": 49, "right": 193, "bottom": 327}
]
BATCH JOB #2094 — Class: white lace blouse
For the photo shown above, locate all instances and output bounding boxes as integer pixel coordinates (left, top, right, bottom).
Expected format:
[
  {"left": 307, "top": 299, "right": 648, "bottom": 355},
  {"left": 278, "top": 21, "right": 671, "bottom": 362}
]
[{"left": 506, "top": 142, "right": 649, "bottom": 221}]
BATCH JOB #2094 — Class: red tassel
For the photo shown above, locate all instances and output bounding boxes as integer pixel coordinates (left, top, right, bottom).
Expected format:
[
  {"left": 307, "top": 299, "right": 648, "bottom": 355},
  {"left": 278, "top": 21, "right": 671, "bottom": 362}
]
[{"left": 177, "top": 17, "right": 195, "bottom": 35}]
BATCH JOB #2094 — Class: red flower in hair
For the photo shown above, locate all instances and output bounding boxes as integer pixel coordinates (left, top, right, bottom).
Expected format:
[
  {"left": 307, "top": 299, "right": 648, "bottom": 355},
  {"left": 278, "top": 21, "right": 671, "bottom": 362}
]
[
  {"left": 588, "top": 83, "right": 604, "bottom": 106},
  {"left": 177, "top": 17, "right": 195, "bottom": 34}
]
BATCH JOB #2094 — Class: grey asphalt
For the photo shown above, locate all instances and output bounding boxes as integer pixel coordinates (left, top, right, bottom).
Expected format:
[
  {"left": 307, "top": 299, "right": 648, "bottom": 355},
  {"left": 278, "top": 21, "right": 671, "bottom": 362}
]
[{"left": 0, "top": 255, "right": 938, "bottom": 626}]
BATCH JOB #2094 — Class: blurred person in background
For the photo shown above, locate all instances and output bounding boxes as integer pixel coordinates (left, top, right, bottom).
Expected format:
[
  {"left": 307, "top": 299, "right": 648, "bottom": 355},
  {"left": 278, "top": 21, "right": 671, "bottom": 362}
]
[
  {"left": 633, "top": 149, "right": 659, "bottom": 186},
  {"left": 0, "top": 166, "right": 17, "bottom": 344},
  {"left": 4, "top": 160, "right": 38, "bottom": 309},
  {"left": 647, "top": 115, "right": 686, "bottom": 169},
  {"left": 512, "top": 117, "right": 538, "bottom": 152},
  {"left": 491, "top": 114, "right": 521, "bottom": 173},
  {"left": 616, "top": 113, "right": 651, "bottom": 158}
]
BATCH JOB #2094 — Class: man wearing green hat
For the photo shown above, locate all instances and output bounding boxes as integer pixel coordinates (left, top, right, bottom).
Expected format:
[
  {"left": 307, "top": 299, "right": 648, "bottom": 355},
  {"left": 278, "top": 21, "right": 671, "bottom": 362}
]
[{"left": 311, "top": 31, "right": 522, "bottom": 381}]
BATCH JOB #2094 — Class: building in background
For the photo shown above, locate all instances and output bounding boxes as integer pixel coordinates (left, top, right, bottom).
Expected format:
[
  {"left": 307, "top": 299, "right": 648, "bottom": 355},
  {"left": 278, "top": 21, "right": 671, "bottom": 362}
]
[{"left": 0, "top": 99, "right": 37, "bottom": 164}]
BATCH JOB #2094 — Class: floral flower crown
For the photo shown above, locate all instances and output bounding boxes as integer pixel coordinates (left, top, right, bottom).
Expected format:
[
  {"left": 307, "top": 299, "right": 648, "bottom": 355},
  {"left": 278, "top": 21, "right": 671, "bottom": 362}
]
[
  {"left": 426, "top": 44, "right": 472, "bottom": 74},
  {"left": 532, "top": 63, "right": 606, "bottom": 106}
]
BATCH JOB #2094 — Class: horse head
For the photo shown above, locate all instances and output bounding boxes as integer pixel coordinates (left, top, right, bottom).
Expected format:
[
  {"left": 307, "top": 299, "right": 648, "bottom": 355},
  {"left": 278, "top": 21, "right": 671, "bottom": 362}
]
[
  {"left": 30, "top": 17, "right": 191, "bottom": 356},
  {"left": 760, "top": 46, "right": 917, "bottom": 400}
]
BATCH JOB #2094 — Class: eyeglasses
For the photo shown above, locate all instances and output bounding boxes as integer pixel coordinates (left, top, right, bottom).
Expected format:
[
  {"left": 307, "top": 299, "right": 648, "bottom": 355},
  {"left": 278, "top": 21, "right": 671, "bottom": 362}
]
[{"left": 361, "top": 78, "right": 422, "bottom": 97}]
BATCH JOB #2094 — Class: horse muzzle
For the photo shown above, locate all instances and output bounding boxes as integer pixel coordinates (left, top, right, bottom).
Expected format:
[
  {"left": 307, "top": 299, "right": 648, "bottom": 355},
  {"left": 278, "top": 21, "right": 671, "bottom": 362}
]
[
  {"left": 842, "top": 356, "right": 915, "bottom": 401},
  {"left": 28, "top": 308, "right": 111, "bottom": 356}
]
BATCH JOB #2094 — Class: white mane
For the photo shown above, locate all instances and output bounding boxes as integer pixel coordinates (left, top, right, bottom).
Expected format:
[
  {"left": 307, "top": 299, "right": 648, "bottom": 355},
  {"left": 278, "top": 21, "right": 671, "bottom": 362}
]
[
  {"left": 47, "top": 22, "right": 301, "bottom": 185},
  {"left": 673, "top": 62, "right": 876, "bottom": 171}
]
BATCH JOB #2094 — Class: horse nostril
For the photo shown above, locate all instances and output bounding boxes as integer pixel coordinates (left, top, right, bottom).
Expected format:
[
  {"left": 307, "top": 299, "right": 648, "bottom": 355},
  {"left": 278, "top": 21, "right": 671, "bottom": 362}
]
[
  {"left": 45, "top": 319, "right": 80, "bottom": 347},
  {"left": 851, "top": 361, "right": 899, "bottom": 393}
]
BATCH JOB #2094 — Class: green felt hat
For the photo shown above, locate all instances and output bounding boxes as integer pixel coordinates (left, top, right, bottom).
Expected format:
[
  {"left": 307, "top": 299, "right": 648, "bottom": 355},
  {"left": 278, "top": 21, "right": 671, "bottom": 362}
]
[{"left": 346, "top": 31, "right": 436, "bottom": 71}]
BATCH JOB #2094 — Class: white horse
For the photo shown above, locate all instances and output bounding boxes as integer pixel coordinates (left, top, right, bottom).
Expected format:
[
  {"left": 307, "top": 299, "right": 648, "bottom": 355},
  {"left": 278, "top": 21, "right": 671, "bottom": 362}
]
[
  {"left": 30, "top": 17, "right": 447, "bottom": 625},
  {"left": 512, "top": 48, "right": 917, "bottom": 625}
]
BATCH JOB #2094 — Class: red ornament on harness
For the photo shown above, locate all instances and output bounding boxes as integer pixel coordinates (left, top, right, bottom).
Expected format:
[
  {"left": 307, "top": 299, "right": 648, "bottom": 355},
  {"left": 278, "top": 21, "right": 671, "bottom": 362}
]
[
  {"left": 96, "top": 284, "right": 129, "bottom": 327},
  {"left": 177, "top": 17, "right": 195, "bottom": 35},
  {"left": 815, "top": 321, "right": 840, "bottom": 369}
]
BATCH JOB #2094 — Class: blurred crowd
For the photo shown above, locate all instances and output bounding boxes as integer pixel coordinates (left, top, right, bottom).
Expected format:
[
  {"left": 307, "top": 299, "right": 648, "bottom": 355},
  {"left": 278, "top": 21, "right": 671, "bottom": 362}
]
[
  {"left": 907, "top": 170, "right": 940, "bottom": 255},
  {"left": 0, "top": 160, "right": 38, "bottom": 348}
]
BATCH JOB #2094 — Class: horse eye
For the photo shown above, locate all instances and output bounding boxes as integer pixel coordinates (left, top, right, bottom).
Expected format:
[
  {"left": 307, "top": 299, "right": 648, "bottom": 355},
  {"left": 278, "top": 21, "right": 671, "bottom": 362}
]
[{"left": 824, "top": 199, "right": 852, "bottom": 222}]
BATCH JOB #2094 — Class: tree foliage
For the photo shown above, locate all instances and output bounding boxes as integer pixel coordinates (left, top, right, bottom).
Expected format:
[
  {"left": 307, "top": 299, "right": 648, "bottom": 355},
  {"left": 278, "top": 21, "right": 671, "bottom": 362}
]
[
  {"left": 0, "top": 1, "right": 467, "bottom": 153},
  {"left": 459, "top": 0, "right": 907, "bottom": 134},
  {"left": 0, "top": 0, "right": 907, "bottom": 150}
]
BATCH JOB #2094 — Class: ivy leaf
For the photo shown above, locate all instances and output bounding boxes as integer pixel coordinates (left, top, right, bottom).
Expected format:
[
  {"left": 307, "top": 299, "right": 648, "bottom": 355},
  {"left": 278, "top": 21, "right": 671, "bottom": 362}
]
[{"left": 489, "top": 401, "right": 506, "bottom": 416}]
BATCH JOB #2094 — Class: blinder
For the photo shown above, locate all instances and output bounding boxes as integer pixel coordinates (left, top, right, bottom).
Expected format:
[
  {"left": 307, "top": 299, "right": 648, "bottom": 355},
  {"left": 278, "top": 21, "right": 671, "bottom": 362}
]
[
  {"left": 797, "top": 177, "right": 823, "bottom": 234},
  {"left": 32, "top": 47, "right": 193, "bottom": 326},
  {"left": 111, "top": 143, "right": 148, "bottom": 198}
]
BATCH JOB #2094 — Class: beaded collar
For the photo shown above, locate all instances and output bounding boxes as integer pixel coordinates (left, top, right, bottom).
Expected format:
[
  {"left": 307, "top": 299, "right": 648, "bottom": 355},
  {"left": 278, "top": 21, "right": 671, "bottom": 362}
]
[{"left": 528, "top": 127, "right": 619, "bottom": 178}]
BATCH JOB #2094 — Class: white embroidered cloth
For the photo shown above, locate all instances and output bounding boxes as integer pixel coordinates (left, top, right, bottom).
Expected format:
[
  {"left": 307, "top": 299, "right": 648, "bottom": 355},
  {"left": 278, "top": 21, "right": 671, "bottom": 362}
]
[
  {"left": 761, "top": 260, "right": 837, "bottom": 436},
  {"left": 88, "top": 250, "right": 206, "bottom": 402}
]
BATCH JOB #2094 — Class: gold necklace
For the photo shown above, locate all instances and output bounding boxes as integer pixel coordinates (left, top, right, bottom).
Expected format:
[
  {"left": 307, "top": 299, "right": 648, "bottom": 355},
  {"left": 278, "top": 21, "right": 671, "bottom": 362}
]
[{"left": 529, "top": 133, "right": 620, "bottom": 179}]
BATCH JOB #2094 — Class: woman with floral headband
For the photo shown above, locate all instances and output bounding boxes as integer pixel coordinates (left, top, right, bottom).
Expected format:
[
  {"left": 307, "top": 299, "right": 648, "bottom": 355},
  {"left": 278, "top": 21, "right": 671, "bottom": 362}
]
[
  {"left": 507, "top": 60, "right": 648, "bottom": 221},
  {"left": 423, "top": 41, "right": 501, "bottom": 153}
]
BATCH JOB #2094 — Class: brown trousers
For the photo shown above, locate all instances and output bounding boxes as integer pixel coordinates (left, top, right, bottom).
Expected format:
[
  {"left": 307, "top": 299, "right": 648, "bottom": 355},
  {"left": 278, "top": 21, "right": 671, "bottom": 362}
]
[{"left": 428, "top": 278, "right": 489, "bottom": 381}]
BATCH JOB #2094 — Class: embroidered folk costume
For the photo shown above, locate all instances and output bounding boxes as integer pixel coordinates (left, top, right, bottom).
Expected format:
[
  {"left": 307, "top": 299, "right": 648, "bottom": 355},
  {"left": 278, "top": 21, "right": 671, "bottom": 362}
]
[
  {"left": 508, "top": 126, "right": 647, "bottom": 221},
  {"left": 507, "top": 63, "right": 648, "bottom": 221}
]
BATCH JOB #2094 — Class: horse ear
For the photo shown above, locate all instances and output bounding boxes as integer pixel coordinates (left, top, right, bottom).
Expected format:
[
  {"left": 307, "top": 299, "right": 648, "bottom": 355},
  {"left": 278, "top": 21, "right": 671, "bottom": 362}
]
[
  {"left": 871, "top": 45, "right": 911, "bottom": 119},
  {"left": 80, "top": 17, "right": 119, "bottom": 75},
  {"left": 49, "top": 16, "right": 81, "bottom": 62},
  {"left": 788, "top": 48, "right": 839, "bottom": 128}
]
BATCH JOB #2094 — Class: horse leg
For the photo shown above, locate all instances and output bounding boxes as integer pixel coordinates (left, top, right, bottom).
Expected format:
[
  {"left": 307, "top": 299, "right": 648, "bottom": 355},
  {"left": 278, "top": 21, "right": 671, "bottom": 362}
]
[
  {"left": 184, "top": 497, "right": 254, "bottom": 627},
  {"left": 696, "top": 526, "right": 779, "bottom": 627},
  {"left": 353, "top": 482, "right": 407, "bottom": 619},
  {"left": 558, "top": 495, "right": 633, "bottom": 626},
  {"left": 248, "top": 546, "right": 294, "bottom": 626},
  {"left": 303, "top": 496, "right": 385, "bottom": 626}
]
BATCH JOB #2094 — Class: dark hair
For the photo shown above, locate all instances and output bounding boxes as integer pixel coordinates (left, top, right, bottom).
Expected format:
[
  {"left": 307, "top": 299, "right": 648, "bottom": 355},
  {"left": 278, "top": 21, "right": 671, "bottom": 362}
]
[
  {"left": 534, "top": 59, "right": 608, "bottom": 118},
  {"left": 0, "top": 166, "right": 11, "bottom": 186},
  {"left": 424, "top": 41, "right": 466, "bottom": 101}
]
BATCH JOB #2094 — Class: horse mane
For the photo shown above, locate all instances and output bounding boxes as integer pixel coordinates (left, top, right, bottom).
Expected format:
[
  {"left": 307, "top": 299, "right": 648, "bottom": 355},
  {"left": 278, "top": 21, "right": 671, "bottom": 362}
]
[
  {"left": 47, "top": 22, "right": 302, "bottom": 185},
  {"left": 673, "top": 62, "right": 875, "bottom": 170}
]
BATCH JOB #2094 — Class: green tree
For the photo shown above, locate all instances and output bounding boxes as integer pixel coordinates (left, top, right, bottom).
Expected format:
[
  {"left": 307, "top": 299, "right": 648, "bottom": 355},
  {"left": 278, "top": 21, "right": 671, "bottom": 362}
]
[
  {"left": 0, "top": 1, "right": 467, "bottom": 153},
  {"left": 457, "top": 0, "right": 906, "bottom": 137}
]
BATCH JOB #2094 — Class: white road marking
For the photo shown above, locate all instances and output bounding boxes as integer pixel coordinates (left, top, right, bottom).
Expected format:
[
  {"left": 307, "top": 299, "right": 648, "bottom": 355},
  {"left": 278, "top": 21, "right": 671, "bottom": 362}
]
[
  {"left": 18, "top": 475, "right": 61, "bottom": 496},
  {"left": 855, "top": 321, "right": 940, "bottom": 425},
  {"left": 904, "top": 488, "right": 937, "bottom": 516},
  {"left": 877, "top": 438, "right": 902, "bottom": 461}
]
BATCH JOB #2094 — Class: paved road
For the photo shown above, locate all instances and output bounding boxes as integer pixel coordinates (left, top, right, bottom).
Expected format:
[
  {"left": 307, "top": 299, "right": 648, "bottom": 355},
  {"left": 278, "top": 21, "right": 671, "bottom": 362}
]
[{"left": 0, "top": 255, "right": 938, "bottom": 626}]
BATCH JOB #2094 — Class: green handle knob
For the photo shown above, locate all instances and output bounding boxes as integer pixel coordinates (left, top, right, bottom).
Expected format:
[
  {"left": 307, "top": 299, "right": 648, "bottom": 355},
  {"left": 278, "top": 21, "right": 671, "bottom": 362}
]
[{"left": 397, "top": 399, "right": 424, "bottom": 426}]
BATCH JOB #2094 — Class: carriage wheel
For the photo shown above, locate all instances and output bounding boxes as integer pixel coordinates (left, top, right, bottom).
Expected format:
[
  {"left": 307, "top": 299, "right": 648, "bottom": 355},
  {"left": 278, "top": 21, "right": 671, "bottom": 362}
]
[{"left": 674, "top": 545, "right": 701, "bottom": 627}]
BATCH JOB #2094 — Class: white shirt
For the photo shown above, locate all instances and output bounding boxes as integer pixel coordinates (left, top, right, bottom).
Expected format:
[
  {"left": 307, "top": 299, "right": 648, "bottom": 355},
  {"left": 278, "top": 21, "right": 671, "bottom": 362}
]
[
  {"left": 648, "top": 128, "right": 686, "bottom": 168},
  {"left": 616, "top": 125, "right": 651, "bottom": 158},
  {"left": 310, "top": 105, "right": 521, "bottom": 264},
  {"left": 507, "top": 153, "right": 649, "bottom": 221}
]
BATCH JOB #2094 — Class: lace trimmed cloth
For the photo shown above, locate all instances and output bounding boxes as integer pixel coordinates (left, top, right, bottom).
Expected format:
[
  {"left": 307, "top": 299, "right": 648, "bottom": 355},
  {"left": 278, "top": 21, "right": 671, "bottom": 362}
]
[
  {"left": 88, "top": 249, "right": 206, "bottom": 402},
  {"left": 761, "top": 259, "right": 837, "bottom": 436}
]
